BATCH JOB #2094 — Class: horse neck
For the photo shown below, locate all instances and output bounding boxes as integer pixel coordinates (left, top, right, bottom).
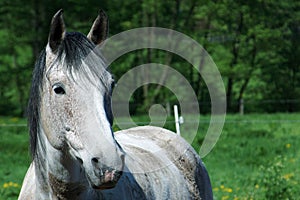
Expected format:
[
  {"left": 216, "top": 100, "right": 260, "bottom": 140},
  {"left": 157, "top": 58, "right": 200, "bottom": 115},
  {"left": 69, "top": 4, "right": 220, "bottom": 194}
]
[{"left": 34, "top": 127, "right": 92, "bottom": 199}]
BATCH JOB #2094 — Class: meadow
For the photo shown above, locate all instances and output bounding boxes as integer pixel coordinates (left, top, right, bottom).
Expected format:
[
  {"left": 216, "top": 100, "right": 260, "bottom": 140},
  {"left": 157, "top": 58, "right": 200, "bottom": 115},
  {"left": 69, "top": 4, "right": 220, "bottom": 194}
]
[{"left": 0, "top": 113, "right": 299, "bottom": 199}]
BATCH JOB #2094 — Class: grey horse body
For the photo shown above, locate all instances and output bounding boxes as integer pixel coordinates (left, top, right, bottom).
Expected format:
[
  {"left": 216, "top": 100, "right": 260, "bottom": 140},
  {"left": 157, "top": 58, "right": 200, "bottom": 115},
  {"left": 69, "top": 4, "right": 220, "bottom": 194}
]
[
  {"left": 110, "top": 126, "right": 212, "bottom": 200},
  {"left": 19, "top": 126, "right": 212, "bottom": 199},
  {"left": 18, "top": 9, "right": 213, "bottom": 200}
]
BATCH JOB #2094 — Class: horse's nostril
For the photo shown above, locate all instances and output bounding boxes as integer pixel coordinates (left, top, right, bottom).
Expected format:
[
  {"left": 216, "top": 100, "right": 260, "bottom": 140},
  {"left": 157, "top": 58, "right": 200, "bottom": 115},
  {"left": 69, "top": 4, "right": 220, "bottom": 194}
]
[
  {"left": 91, "top": 157, "right": 99, "bottom": 164},
  {"left": 65, "top": 126, "right": 71, "bottom": 132}
]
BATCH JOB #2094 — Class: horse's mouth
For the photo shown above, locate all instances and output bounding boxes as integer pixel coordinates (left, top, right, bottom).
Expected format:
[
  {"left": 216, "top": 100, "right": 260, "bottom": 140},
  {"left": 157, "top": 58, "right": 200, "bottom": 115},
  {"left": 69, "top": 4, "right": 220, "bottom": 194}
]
[{"left": 91, "top": 169, "right": 123, "bottom": 190}]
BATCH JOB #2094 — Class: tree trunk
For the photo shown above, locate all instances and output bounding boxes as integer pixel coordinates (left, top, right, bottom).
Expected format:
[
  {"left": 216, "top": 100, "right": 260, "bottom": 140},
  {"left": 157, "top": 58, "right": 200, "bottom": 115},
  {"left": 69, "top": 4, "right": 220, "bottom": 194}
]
[
  {"left": 227, "top": 11, "right": 244, "bottom": 112},
  {"left": 237, "top": 34, "right": 257, "bottom": 113},
  {"left": 147, "top": 0, "right": 182, "bottom": 106}
]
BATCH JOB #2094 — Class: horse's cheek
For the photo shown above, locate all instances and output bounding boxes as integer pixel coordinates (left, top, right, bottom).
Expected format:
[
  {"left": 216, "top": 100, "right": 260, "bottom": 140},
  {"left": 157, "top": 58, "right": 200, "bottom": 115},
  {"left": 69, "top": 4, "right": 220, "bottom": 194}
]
[{"left": 40, "top": 101, "right": 65, "bottom": 149}]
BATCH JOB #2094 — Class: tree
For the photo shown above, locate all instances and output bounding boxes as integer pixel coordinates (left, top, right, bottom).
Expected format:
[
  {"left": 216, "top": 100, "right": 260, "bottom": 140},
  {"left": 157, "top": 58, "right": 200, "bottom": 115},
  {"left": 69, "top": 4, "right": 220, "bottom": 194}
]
[{"left": 0, "top": 0, "right": 299, "bottom": 115}]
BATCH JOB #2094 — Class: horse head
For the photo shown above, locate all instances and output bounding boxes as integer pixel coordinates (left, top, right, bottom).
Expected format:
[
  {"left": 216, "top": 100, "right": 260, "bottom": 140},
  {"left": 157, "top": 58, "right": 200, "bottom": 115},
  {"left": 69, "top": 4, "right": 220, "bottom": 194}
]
[{"left": 31, "top": 9, "right": 124, "bottom": 191}]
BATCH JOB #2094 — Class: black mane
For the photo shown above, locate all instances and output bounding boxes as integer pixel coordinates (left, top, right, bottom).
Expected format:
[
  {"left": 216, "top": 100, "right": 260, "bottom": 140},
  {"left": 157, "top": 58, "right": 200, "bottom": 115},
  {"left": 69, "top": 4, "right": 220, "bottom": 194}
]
[
  {"left": 28, "top": 32, "right": 112, "bottom": 159},
  {"left": 28, "top": 49, "right": 46, "bottom": 159}
]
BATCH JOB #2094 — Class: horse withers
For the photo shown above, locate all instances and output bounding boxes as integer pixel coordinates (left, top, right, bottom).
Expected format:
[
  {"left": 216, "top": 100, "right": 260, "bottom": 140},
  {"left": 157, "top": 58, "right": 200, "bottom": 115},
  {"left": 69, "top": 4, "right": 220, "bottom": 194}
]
[{"left": 18, "top": 9, "right": 213, "bottom": 200}]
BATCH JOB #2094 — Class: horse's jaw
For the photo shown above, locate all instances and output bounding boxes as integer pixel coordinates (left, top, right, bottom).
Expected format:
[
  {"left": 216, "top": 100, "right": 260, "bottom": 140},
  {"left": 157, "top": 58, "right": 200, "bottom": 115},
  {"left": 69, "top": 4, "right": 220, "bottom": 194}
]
[
  {"left": 34, "top": 129, "right": 91, "bottom": 199},
  {"left": 34, "top": 128, "right": 124, "bottom": 199},
  {"left": 48, "top": 172, "right": 90, "bottom": 199}
]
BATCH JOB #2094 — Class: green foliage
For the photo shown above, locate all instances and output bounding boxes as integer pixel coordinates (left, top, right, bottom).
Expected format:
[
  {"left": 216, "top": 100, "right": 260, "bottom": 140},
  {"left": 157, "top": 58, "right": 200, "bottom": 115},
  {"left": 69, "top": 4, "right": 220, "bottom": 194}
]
[
  {"left": 0, "top": 181, "right": 20, "bottom": 200},
  {"left": 260, "top": 156, "right": 293, "bottom": 200},
  {"left": 199, "top": 113, "right": 300, "bottom": 199},
  {"left": 0, "top": 117, "right": 29, "bottom": 200},
  {"left": 0, "top": 1, "right": 299, "bottom": 115}
]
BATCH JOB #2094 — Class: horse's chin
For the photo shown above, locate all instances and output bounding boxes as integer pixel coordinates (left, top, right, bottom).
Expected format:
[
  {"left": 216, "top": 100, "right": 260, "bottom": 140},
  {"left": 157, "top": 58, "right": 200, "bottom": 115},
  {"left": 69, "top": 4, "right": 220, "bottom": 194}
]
[
  {"left": 92, "top": 182, "right": 117, "bottom": 190},
  {"left": 89, "top": 169, "right": 123, "bottom": 190}
]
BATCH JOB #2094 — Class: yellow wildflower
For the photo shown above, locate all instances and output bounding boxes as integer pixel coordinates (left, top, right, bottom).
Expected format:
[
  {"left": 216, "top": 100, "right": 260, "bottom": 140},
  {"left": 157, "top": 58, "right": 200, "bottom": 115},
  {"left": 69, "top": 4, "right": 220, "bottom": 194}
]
[
  {"left": 2, "top": 181, "right": 20, "bottom": 188},
  {"left": 283, "top": 173, "right": 294, "bottom": 180},
  {"left": 286, "top": 143, "right": 291, "bottom": 148},
  {"left": 13, "top": 183, "right": 19, "bottom": 187},
  {"left": 225, "top": 188, "right": 233, "bottom": 193}
]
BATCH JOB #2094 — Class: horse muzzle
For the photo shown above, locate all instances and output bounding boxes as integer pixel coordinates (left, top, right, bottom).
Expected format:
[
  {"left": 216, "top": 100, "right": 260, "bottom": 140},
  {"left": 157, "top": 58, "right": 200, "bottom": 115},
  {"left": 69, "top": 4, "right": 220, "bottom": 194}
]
[
  {"left": 92, "top": 168, "right": 123, "bottom": 190},
  {"left": 88, "top": 156, "right": 124, "bottom": 190}
]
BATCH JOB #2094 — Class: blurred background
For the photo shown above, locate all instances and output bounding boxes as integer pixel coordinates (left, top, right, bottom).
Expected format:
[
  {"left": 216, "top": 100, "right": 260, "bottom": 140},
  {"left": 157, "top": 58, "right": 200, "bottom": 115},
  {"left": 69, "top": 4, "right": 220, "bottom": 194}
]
[
  {"left": 0, "top": 0, "right": 299, "bottom": 116},
  {"left": 0, "top": 0, "right": 299, "bottom": 199}
]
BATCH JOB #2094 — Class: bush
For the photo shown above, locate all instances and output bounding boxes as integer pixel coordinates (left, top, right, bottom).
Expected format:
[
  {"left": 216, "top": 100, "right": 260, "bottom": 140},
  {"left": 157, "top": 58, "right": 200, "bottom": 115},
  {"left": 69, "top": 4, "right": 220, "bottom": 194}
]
[{"left": 260, "top": 156, "right": 293, "bottom": 200}]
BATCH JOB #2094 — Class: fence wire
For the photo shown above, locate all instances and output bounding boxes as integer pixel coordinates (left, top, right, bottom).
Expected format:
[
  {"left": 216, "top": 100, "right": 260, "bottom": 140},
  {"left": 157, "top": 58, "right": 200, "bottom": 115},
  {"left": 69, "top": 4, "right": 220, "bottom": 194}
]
[{"left": 1, "top": 118, "right": 300, "bottom": 128}]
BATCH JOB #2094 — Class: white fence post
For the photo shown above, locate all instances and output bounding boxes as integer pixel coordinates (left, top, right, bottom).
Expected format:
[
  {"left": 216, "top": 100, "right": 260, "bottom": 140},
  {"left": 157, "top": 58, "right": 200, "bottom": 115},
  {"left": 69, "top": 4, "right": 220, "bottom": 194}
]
[{"left": 174, "top": 105, "right": 180, "bottom": 135}]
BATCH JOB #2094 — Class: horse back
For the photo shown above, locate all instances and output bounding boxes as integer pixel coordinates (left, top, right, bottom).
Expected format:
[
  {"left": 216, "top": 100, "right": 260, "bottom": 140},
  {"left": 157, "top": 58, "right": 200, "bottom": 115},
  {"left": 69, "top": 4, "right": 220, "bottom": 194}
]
[{"left": 114, "top": 126, "right": 213, "bottom": 200}]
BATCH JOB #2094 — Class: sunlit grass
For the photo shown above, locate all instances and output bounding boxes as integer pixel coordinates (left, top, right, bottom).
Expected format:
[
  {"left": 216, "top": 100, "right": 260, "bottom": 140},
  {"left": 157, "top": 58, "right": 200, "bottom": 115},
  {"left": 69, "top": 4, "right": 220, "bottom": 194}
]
[{"left": 0, "top": 113, "right": 299, "bottom": 199}]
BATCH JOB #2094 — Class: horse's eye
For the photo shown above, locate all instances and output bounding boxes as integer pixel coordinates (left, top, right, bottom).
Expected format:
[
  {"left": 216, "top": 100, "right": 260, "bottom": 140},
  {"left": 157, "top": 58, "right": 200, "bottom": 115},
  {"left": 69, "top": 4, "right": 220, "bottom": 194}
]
[{"left": 53, "top": 84, "right": 66, "bottom": 95}]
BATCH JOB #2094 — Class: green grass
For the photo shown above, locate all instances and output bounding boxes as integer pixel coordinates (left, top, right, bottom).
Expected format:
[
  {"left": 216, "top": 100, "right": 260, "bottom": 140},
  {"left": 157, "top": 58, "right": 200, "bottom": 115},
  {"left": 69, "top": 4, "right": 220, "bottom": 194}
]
[
  {"left": 199, "top": 114, "right": 300, "bottom": 199},
  {"left": 0, "top": 117, "right": 30, "bottom": 200},
  {"left": 0, "top": 114, "right": 299, "bottom": 199}
]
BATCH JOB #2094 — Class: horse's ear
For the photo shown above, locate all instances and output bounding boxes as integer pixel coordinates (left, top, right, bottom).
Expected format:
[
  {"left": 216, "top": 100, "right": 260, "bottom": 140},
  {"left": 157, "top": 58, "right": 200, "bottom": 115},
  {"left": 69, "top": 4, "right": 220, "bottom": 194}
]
[
  {"left": 48, "top": 9, "right": 65, "bottom": 53},
  {"left": 87, "top": 9, "right": 108, "bottom": 45}
]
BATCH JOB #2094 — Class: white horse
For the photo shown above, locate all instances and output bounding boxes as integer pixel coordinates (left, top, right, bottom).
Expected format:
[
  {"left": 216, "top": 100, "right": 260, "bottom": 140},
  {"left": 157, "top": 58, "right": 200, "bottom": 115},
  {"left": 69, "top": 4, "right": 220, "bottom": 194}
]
[{"left": 18, "top": 9, "right": 213, "bottom": 200}]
